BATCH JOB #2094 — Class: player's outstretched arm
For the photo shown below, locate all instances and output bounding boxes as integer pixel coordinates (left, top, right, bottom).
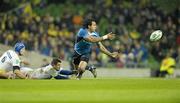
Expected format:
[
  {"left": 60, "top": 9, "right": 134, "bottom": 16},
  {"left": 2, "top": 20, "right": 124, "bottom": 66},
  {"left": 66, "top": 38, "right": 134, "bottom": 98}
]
[
  {"left": 105, "top": 32, "right": 116, "bottom": 40},
  {"left": 98, "top": 42, "right": 119, "bottom": 58},
  {"left": 85, "top": 32, "right": 116, "bottom": 43},
  {"left": 21, "top": 60, "right": 30, "bottom": 66}
]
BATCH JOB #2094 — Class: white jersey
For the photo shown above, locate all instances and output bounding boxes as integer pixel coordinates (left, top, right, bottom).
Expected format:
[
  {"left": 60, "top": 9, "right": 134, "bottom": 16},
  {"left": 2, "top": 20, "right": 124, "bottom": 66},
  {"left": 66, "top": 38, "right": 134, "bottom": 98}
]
[
  {"left": 29, "top": 64, "right": 61, "bottom": 79},
  {"left": 0, "top": 50, "right": 21, "bottom": 72}
]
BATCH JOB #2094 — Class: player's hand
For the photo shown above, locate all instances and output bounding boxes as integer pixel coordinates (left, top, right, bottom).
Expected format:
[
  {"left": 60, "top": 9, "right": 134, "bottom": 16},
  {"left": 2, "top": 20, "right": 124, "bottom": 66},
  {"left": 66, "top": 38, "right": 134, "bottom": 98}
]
[
  {"left": 8, "top": 73, "right": 15, "bottom": 79},
  {"left": 107, "top": 32, "right": 116, "bottom": 40},
  {"left": 111, "top": 52, "right": 119, "bottom": 58}
]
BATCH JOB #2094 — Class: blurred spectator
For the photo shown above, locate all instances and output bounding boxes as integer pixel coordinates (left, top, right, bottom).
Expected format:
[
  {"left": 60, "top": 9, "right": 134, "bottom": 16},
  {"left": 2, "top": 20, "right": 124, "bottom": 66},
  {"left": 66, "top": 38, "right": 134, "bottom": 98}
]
[
  {"left": 133, "top": 40, "right": 148, "bottom": 67},
  {"left": 159, "top": 52, "right": 176, "bottom": 77}
]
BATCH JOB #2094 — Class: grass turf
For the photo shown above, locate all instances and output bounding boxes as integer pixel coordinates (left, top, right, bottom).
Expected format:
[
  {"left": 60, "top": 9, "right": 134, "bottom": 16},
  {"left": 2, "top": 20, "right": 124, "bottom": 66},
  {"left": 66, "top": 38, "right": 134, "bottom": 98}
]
[{"left": 0, "top": 78, "right": 180, "bottom": 103}]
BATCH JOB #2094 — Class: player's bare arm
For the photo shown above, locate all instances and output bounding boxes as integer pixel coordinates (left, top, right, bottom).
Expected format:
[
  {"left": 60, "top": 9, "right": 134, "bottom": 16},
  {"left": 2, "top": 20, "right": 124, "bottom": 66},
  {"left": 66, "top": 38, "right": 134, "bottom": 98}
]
[
  {"left": 13, "top": 66, "right": 27, "bottom": 79},
  {"left": 21, "top": 60, "right": 30, "bottom": 66},
  {"left": 98, "top": 42, "right": 119, "bottom": 58},
  {"left": 84, "top": 32, "right": 116, "bottom": 43}
]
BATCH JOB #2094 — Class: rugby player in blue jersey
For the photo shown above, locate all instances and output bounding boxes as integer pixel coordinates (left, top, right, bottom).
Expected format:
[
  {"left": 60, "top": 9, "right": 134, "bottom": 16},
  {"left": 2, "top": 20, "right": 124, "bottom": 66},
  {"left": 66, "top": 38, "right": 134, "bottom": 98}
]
[{"left": 72, "top": 19, "right": 119, "bottom": 80}]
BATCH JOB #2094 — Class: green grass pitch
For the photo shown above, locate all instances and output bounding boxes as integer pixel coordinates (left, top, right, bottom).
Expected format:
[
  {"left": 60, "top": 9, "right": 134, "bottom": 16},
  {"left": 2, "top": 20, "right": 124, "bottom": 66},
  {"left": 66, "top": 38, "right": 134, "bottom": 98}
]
[{"left": 0, "top": 78, "right": 180, "bottom": 103}]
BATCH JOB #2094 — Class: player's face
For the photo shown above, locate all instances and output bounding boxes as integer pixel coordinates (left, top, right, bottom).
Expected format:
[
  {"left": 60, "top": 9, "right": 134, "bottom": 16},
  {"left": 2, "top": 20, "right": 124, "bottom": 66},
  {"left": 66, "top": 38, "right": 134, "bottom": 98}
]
[
  {"left": 20, "top": 48, "right": 25, "bottom": 56},
  {"left": 54, "top": 62, "right": 61, "bottom": 70},
  {"left": 89, "top": 21, "right": 97, "bottom": 32}
]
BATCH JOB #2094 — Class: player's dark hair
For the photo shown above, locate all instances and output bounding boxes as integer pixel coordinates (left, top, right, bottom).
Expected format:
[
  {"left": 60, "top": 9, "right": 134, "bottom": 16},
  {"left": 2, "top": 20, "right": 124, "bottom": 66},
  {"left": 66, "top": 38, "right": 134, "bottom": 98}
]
[
  {"left": 83, "top": 18, "right": 96, "bottom": 29},
  {"left": 51, "top": 58, "right": 61, "bottom": 66}
]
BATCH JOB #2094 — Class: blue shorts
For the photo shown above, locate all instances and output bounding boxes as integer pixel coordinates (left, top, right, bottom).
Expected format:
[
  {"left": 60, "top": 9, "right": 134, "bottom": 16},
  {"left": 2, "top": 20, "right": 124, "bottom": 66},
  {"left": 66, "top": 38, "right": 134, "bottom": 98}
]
[{"left": 72, "top": 51, "right": 90, "bottom": 65}]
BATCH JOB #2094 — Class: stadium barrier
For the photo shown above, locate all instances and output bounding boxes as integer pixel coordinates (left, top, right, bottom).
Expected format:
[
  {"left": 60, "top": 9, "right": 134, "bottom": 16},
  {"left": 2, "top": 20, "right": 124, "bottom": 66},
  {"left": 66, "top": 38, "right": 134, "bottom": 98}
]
[{"left": 83, "top": 68, "right": 180, "bottom": 78}]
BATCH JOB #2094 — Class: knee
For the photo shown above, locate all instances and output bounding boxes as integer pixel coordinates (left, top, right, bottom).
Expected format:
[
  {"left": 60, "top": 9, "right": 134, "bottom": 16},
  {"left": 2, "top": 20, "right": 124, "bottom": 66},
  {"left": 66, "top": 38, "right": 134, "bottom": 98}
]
[{"left": 78, "top": 66, "right": 86, "bottom": 72}]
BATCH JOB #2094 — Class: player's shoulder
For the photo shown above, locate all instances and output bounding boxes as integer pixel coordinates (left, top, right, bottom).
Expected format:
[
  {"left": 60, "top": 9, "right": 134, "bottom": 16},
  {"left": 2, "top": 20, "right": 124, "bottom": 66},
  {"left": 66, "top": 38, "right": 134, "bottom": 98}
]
[
  {"left": 7, "top": 50, "right": 15, "bottom": 53},
  {"left": 78, "top": 28, "right": 87, "bottom": 34},
  {"left": 7, "top": 50, "right": 18, "bottom": 56},
  {"left": 77, "top": 28, "right": 88, "bottom": 37},
  {"left": 43, "top": 64, "right": 53, "bottom": 70},
  {"left": 1, "top": 50, "right": 20, "bottom": 63},
  {"left": 79, "top": 28, "right": 86, "bottom": 31}
]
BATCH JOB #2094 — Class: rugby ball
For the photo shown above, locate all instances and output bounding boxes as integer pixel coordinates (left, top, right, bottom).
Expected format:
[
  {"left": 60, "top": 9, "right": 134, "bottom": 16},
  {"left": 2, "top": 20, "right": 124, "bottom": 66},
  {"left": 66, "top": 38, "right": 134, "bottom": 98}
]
[{"left": 150, "top": 30, "right": 163, "bottom": 41}]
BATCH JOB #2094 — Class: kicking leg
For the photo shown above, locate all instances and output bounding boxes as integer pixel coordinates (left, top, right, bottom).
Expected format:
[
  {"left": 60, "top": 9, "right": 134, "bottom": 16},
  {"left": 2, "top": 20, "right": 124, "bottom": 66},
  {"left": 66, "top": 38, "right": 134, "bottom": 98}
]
[{"left": 77, "top": 61, "right": 87, "bottom": 80}]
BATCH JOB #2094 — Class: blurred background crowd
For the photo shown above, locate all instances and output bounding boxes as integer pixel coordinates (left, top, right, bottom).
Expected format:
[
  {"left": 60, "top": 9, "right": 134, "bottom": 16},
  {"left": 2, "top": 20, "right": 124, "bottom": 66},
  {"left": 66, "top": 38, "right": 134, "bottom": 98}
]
[{"left": 0, "top": 0, "right": 179, "bottom": 69}]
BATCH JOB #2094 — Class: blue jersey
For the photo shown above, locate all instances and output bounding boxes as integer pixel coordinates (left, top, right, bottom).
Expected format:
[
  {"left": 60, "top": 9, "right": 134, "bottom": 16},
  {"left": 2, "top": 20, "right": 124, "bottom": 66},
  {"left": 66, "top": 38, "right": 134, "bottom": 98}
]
[{"left": 74, "top": 28, "right": 100, "bottom": 55}]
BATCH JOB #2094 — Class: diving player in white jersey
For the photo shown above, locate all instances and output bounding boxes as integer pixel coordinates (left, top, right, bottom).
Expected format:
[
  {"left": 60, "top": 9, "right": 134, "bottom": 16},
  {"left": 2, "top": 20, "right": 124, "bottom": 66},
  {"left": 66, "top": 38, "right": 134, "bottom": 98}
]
[
  {"left": 21, "top": 58, "right": 76, "bottom": 79},
  {"left": 0, "top": 42, "right": 28, "bottom": 79}
]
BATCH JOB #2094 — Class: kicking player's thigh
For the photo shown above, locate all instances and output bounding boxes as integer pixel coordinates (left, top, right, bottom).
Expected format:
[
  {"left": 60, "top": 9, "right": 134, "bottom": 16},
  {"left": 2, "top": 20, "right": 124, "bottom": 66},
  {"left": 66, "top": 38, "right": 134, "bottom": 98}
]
[
  {"left": 78, "top": 61, "right": 87, "bottom": 71},
  {"left": 78, "top": 54, "right": 89, "bottom": 71},
  {"left": 80, "top": 54, "right": 90, "bottom": 63}
]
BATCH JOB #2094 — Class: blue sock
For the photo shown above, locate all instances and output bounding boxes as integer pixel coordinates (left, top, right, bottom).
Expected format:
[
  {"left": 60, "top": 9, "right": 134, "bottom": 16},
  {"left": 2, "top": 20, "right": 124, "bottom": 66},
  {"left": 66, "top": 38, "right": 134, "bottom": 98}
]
[
  {"left": 54, "top": 75, "right": 69, "bottom": 79},
  {"left": 59, "top": 70, "right": 73, "bottom": 75}
]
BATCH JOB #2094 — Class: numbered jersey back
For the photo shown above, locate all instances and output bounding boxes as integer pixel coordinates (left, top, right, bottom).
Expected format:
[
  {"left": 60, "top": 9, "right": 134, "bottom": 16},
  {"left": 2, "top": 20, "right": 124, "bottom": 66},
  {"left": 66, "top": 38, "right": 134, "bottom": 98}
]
[{"left": 0, "top": 50, "right": 21, "bottom": 72}]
